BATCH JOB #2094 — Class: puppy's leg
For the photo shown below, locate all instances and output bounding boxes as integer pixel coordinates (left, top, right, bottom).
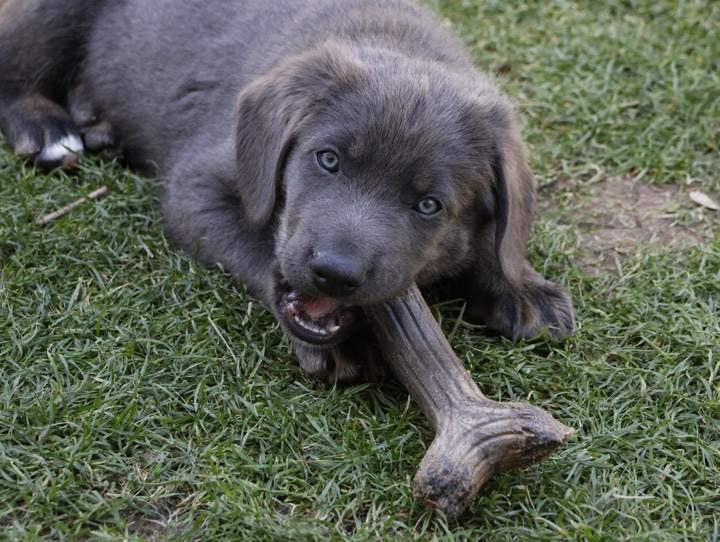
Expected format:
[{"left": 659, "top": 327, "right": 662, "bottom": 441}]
[
  {"left": 458, "top": 258, "right": 575, "bottom": 342},
  {"left": 0, "top": 0, "right": 107, "bottom": 166},
  {"left": 162, "top": 157, "right": 280, "bottom": 302},
  {"left": 294, "top": 326, "right": 383, "bottom": 385}
]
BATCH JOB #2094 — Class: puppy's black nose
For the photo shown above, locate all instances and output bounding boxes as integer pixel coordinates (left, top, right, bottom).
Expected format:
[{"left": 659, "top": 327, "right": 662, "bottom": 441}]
[{"left": 310, "top": 252, "right": 366, "bottom": 297}]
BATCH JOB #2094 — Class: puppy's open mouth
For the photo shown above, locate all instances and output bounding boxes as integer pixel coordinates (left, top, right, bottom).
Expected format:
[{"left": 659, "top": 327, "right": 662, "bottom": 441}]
[{"left": 280, "top": 289, "right": 361, "bottom": 345}]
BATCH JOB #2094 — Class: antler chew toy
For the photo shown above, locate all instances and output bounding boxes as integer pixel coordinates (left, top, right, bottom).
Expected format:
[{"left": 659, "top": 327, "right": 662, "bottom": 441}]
[{"left": 364, "top": 283, "right": 573, "bottom": 518}]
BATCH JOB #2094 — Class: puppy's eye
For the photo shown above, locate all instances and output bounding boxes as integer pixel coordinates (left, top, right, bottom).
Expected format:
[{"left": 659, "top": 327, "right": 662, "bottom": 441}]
[
  {"left": 317, "top": 150, "right": 340, "bottom": 173},
  {"left": 414, "top": 197, "right": 443, "bottom": 216}
]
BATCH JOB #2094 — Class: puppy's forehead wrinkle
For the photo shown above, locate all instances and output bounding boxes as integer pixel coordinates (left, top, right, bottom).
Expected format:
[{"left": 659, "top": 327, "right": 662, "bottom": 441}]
[
  {"left": 339, "top": 97, "right": 507, "bottom": 180},
  {"left": 341, "top": 194, "right": 398, "bottom": 234}
]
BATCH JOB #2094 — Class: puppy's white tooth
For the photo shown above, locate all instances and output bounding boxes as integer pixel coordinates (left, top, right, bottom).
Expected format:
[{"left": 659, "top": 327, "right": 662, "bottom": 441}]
[
  {"left": 293, "top": 314, "right": 331, "bottom": 337},
  {"left": 298, "top": 318, "right": 313, "bottom": 333},
  {"left": 287, "top": 303, "right": 298, "bottom": 315},
  {"left": 328, "top": 325, "right": 340, "bottom": 334},
  {"left": 38, "top": 135, "right": 84, "bottom": 163}
]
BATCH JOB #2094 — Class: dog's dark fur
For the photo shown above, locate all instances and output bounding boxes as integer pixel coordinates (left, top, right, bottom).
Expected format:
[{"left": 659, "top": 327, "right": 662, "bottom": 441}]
[{"left": 0, "top": 0, "right": 574, "bottom": 382}]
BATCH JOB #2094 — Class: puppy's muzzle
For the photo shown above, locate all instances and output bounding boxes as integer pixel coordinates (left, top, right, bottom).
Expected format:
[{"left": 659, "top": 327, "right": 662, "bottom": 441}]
[{"left": 277, "top": 248, "right": 370, "bottom": 346}]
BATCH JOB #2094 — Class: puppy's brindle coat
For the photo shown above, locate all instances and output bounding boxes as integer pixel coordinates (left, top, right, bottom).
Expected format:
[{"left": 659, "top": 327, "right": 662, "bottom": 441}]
[{"left": 0, "top": 0, "right": 574, "bottom": 382}]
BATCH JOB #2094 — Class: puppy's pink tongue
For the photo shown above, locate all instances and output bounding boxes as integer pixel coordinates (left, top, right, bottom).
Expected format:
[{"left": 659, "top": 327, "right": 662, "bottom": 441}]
[{"left": 303, "top": 296, "right": 344, "bottom": 319}]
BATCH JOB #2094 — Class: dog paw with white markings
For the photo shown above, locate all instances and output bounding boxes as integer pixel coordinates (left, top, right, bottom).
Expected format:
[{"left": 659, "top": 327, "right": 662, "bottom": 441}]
[{"left": 2, "top": 94, "right": 84, "bottom": 168}]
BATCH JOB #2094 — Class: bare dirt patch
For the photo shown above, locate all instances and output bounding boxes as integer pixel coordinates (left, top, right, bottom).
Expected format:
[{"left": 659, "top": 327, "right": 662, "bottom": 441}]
[{"left": 538, "top": 176, "right": 717, "bottom": 275}]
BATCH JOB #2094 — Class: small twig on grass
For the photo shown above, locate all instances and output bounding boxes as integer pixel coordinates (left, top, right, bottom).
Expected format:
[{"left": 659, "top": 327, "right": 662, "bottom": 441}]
[{"left": 36, "top": 185, "right": 109, "bottom": 226}]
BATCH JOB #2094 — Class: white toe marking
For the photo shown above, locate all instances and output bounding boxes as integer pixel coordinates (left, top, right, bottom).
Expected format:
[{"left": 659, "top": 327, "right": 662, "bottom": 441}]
[{"left": 38, "top": 135, "right": 84, "bottom": 163}]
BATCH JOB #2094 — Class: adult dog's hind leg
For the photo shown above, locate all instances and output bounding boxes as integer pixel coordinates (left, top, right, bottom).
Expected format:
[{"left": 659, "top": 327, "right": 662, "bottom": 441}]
[{"left": 0, "top": 0, "right": 107, "bottom": 167}]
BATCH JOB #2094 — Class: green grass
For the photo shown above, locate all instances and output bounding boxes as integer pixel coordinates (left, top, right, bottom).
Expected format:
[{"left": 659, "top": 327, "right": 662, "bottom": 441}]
[{"left": 1, "top": 0, "right": 719, "bottom": 540}]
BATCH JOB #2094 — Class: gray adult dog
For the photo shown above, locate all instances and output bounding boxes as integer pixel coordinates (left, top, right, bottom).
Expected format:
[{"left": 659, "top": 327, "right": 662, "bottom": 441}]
[{"left": 0, "top": 0, "right": 574, "bottom": 382}]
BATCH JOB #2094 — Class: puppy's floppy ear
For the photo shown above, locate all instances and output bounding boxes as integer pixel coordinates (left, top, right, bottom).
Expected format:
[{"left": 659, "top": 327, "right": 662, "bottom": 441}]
[
  {"left": 490, "top": 129, "right": 536, "bottom": 285},
  {"left": 233, "top": 44, "right": 364, "bottom": 226}
]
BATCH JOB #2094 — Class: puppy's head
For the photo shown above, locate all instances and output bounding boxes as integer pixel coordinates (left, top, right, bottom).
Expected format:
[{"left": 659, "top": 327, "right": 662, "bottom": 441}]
[{"left": 233, "top": 42, "right": 533, "bottom": 346}]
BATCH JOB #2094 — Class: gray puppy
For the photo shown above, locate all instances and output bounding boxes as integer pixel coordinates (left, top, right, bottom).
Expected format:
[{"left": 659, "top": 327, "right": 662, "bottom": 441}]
[{"left": 0, "top": 0, "right": 574, "bottom": 382}]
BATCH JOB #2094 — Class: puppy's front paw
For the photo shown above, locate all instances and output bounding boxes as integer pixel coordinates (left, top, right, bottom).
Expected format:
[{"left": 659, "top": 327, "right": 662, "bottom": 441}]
[
  {"left": 476, "top": 276, "right": 575, "bottom": 342},
  {"left": 294, "top": 332, "right": 383, "bottom": 385}
]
